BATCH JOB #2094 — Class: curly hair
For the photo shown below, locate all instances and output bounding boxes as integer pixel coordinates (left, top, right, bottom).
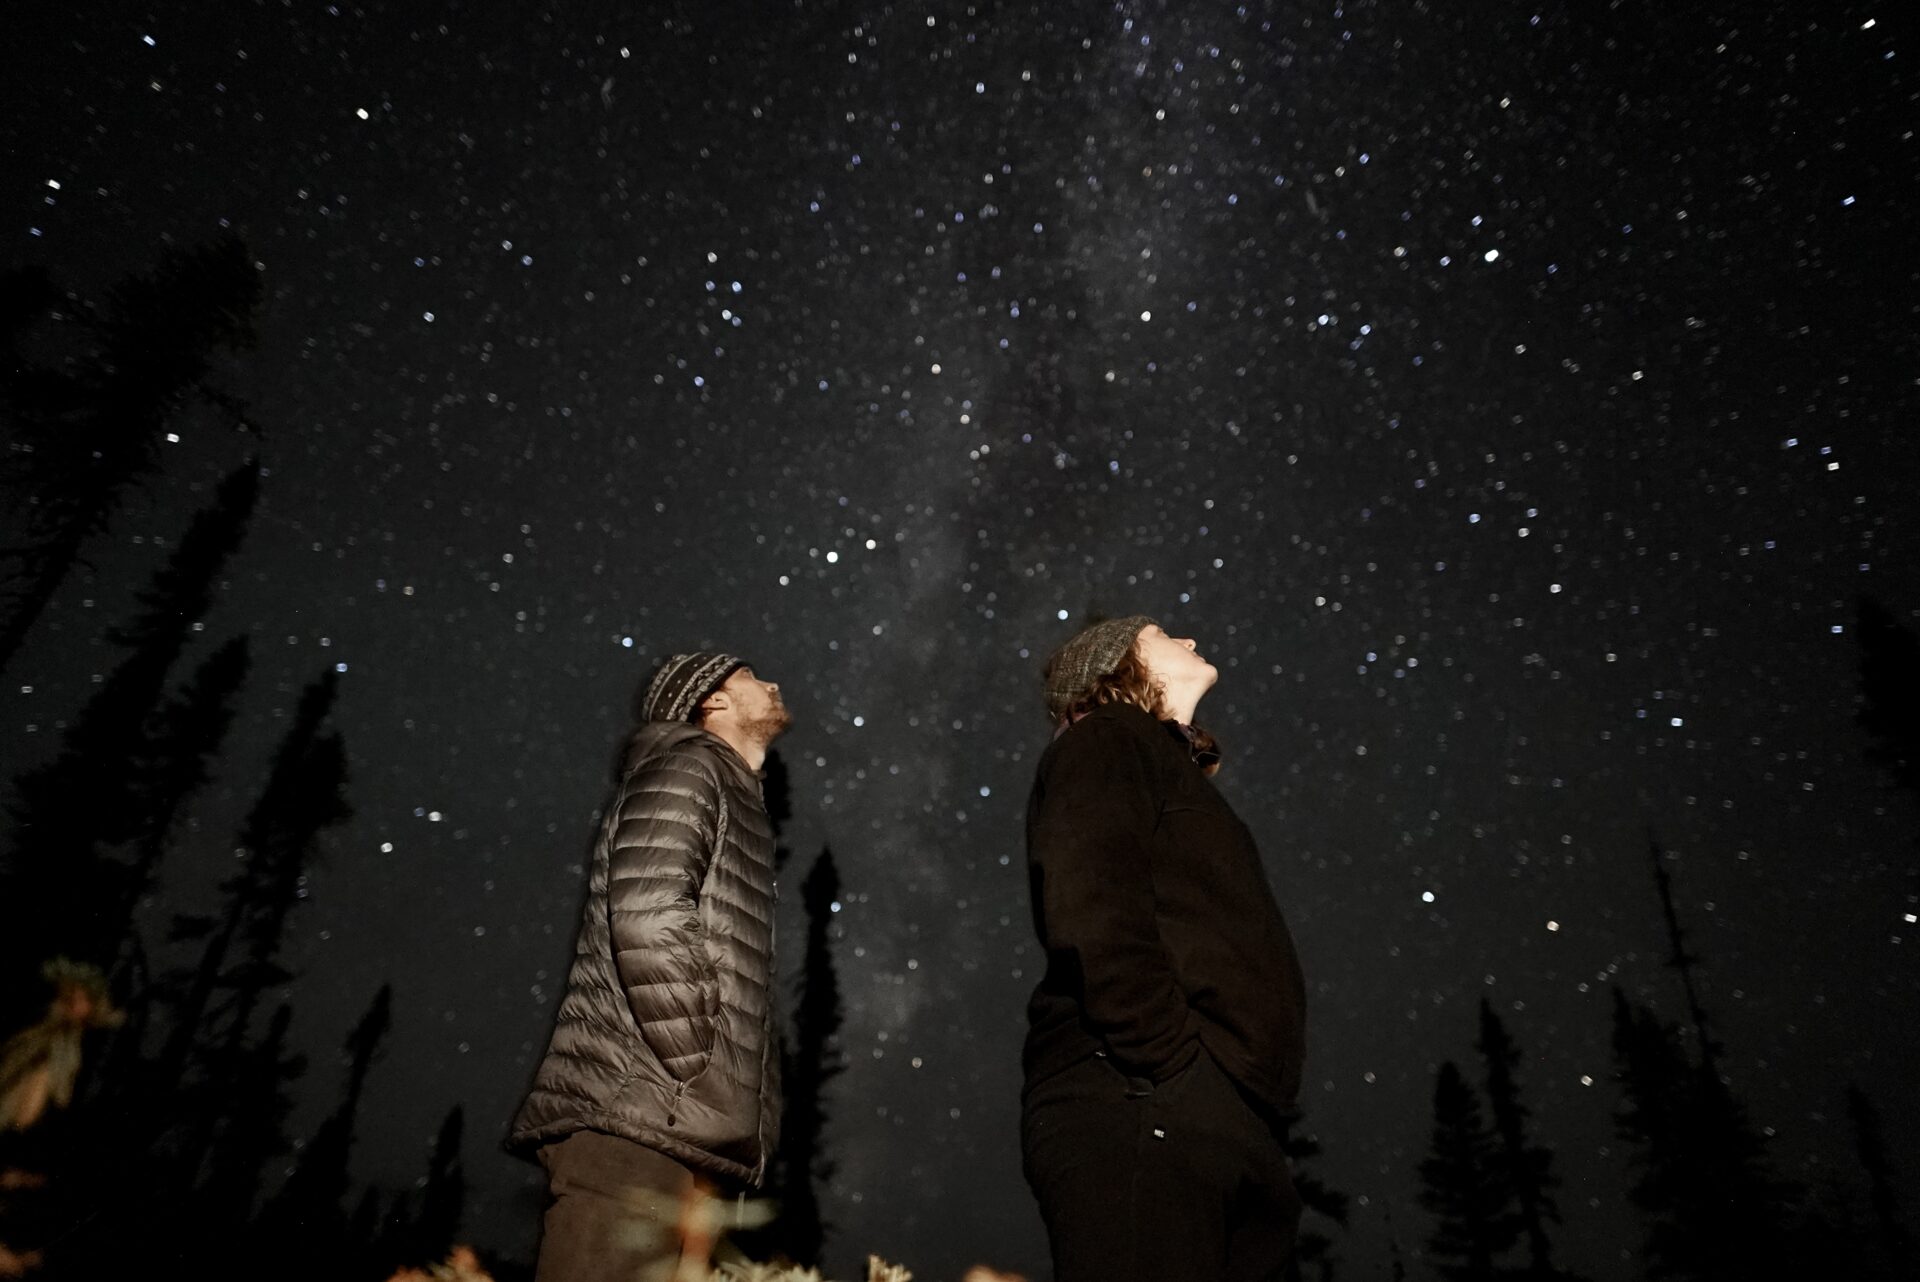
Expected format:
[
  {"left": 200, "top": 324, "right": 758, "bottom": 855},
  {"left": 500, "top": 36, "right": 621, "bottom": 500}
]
[{"left": 1047, "top": 642, "right": 1223, "bottom": 774}]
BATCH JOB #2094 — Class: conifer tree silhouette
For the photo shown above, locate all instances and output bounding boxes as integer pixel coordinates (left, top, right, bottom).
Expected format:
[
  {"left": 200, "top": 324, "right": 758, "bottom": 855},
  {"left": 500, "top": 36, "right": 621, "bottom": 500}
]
[
  {"left": 257, "top": 984, "right": 393, "bottom": 1277},
  {"left": 1476, "top": 1000, "right": 1576, "bottom": 1281},
  {"left": 1610, "top": 985, "right": 1805, "bottom": 1278},
  {"left": 351, "top": 1187, "right": 390, "bottom": 1263},
  {"left": 196, "top": 1003, "right": 303, "bottom": 1229},
  {"left": 1847, "top": 1085, "right": 1914, "bottom": 1278},
  {"left": 1647, "top": 837, "right": 1720, "bottom": 1078},
  {"left": 381, "top": 1104, "right": 467, "bottom": 1268},
  {"left": 0, "top": 237, "right": 260, "bottom": 674},
  {"left": 1609, "top": 987, "right": 1691, "bottom": 1271},
  {"left": 1382, "top": 1201, "right": 1408, "bottom": 1282},
  {"left": 415, "top": 1105, "right": 468, "bottom": 1261},
  {"left": 158, "top": 667, "right": 349, "bottom": 1191},
  {"left": 1419, "top": 1060, "right": 1517, "bottom": 1280},
  {"left": 765, "top": 846, "right": 845, "bottom": 1268},
  {"left": 761, "top": 747, "right": 793, "bottom": 842},
  {"left": 58, "top": 671, "right": 350, "bottom": 1276},
  {"left": 1856, "top": 596, "right": 1920, "bottom": 800},
  {"left": 0, "top": 461, "right": 258, "bottom": 1023},
  {"left": 1280, "top": 1122, "right": 1350, "bottom": 1282},
  {"left": 161, "top": 667, "right": 349, "bottom": 1097},
  {"left": 1849, "top": 601, "right": 1918, "bottom": 1278},
  {"left": 113, "top": 634, "right": 252, "bottom": 967},
  {"left": 39, "top": 637, "right": 256, "bottom": 1220}
]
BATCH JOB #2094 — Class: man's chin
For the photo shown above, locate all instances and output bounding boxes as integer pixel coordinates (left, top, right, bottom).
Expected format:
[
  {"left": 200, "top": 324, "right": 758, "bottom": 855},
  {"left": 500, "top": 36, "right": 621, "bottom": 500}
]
[{"left": 752, "top": 710, "right": 794, "bottom": 742}]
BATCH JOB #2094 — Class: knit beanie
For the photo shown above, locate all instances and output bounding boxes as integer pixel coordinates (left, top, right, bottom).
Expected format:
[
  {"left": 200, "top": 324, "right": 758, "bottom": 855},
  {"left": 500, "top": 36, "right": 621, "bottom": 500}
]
[
  {"left": 1043, "top": 615, "right": 1156, "bottom": 721},
  {"left": 641, "top": 652, "right": 747, "bottom": 723}
]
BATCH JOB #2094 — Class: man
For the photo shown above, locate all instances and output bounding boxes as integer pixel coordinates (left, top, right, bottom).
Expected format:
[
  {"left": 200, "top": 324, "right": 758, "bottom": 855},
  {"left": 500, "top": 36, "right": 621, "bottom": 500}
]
[{"left": 511, "top": 652, "right": 791, "bottom": 1282}]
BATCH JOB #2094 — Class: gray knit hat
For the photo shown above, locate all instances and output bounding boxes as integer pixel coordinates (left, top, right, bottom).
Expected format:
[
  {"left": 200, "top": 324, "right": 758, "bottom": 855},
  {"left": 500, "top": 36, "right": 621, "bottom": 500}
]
[
  {"left": 641, "top": 652, "right": 747, "bottom": 723},
  {"left": 1043, "top": 615, "right": 1156, "bottom": 721}
]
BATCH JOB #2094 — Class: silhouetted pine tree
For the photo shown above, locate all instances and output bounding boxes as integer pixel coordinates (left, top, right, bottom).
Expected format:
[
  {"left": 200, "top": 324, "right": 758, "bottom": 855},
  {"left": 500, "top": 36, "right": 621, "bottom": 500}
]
[
  {"left": 195, "top": 1003, "right": 303, "bottom": 1230},
  {"left": 1647, "top": 837, "right": 1720, "bottom": 1078},
  {"left": 140, "top": 669, "right": 348, "bottom": 1254},
  {"left": 1848, "top": 1085, "right": 1913, "bottom": 1279},
  {"left": 0, "top": 242, "right": 259, "bottom": 679},
  {"left": 1382, "top": 1201, "right": 1408, "bottom": 1282},
  {"left": 761, "top": 747, "right": 793, "bottom": 842},
  {"left": 160, "top": 671, "right": 349, "bottom": 1095},
  {"left": 1419, "top": 1060, "right": 1517, "bottom": 1281},
  {"left": 381, "top": 1105, "right": 467, "bottom": 1269},
  {"left": 1280, "top": 1121, "right": 1350, "bottom": 1282},
  {"left": 114, "top": 635, "right": 252, "bottom": 971},
  {"left": 762, "top": 846, "right": 845, "bottom": 1268},
  {"left": 1609, "top": 988, "right": 1690, "bottom": 1273},
  {"left": 255, "top": 984, "right": 392, "bottom": 1278},
  {"left": 0, "top": 462, "right": 259, "bottom": 1013},
  {"left": 1850, "top": 601, "right": 1917, "bottom": 1279},
  {"left": 1664, "top": 848, "right": 1814, "bottom": 1280},
  {"left": 350, "top": 1188, "right": 389, "bottom": 1261},
  {"left": 60, "top": 640, "right": 254, "bottom": 1199},
  {"left": 0, "top": 237, "right": 260, "bottom": 674},
  {"left": 40, "top": 662, "right": 343, "bottom": 1276},
  {"left": 414, "top": 1105, "right": 468, "bottom": 1262},
  {"left": 1476, "top": 1000, "right": 1576, "bottom": 1281},
  {"left": 1856, "top": 596, "right": 1920, "bottom": 800},
  {"left": 1609, "top": 985, "right": 1803, "bottom": 1282}
]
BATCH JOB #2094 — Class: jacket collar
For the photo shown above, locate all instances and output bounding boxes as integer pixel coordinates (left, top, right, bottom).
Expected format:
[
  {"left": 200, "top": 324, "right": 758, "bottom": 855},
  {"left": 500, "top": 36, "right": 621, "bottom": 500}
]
[
  {"left": 1051, "top": 702, "right": 1217, "bottom": 768},
  {"left": 623, "top": 720, "right": 761, "bottom": 784}
]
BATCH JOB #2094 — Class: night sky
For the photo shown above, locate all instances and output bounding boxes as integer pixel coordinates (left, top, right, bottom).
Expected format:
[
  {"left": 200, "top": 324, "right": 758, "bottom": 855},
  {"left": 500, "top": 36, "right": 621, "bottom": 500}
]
[{"left": 6, "top": 2, "right": 1918, "bottom": 1278}]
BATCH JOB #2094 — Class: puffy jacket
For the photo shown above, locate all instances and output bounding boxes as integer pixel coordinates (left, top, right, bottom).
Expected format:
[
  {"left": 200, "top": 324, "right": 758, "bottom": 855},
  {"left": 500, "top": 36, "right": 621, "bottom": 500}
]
[{"left": 510, "top": 722, "right": 780, "bottom": 1185}]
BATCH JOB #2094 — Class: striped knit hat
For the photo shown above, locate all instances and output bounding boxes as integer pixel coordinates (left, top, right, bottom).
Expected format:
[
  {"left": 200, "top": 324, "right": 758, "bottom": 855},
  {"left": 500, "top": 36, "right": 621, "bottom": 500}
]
[
  {"left": 1043, "top": 615, "right": 1155, "bottom": 721},
  {"left": 641, "top": 652, "right": 747, "bottom": 723}
]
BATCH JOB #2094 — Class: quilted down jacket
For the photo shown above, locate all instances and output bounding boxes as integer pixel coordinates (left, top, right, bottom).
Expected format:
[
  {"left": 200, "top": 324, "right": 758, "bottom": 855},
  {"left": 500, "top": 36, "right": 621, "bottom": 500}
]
[{"left": 510, "top": 721, "right": 781, "bottom": 1185}]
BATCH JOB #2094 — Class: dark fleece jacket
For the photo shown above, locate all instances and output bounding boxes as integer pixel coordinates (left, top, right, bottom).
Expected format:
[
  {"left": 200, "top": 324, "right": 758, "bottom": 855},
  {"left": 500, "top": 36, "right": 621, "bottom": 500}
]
[{"left": 1023, "top": 701, "right": 1306, "bottom": 1120}]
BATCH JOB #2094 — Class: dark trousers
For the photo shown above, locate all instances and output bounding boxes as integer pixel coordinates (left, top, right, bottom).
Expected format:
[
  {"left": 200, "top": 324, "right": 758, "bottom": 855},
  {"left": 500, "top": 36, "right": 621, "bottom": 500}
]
[
  {"left": 1022, "top": 1048, "right": 1302, "bottom": 1282},
  {"left": 534, "top": 1131, "right": 697, "bottom": 1282}
]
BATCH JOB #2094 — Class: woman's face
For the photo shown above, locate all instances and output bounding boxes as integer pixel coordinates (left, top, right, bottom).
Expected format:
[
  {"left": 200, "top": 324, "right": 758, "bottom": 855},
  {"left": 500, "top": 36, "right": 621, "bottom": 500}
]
[{"left": 1134, "top": 624, "right": 1218, "bottom": 698}]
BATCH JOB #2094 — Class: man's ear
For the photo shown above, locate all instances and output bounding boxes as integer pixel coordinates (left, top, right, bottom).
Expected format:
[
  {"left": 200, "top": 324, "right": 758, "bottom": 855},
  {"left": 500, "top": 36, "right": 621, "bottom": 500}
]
[{"left": 700, "top": 690, "right": 730, "bottom": 717}]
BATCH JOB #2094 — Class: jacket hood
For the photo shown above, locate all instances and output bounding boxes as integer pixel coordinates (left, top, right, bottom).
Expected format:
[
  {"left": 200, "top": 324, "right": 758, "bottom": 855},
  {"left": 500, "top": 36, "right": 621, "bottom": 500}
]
[{"left": 622, "top": 720, "right": 754, "bottom": 781}]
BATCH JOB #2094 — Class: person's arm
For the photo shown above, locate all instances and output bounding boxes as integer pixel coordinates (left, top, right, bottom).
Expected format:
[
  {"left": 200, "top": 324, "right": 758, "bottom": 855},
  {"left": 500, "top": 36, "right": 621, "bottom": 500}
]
[
  {"left": 1031, "top": 718, "right": 1197, "bottom": 1079},
  {"left": 606, "top": 751, "right": 723, "bottom": 1082}
]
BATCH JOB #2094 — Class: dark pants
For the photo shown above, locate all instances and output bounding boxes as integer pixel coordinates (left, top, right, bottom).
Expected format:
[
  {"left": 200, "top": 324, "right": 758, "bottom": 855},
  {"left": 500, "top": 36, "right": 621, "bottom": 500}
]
[
  {"left": 1022, "top": 1048, "right": 1302, "bottom": 1282},
  {"left": 534, "top": 1131, "right": 697, "bottom": 1282}
]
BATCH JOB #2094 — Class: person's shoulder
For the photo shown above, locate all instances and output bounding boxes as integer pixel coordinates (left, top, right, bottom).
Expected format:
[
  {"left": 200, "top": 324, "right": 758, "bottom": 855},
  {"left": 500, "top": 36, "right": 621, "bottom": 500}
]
[
  {"left": 623, "top": 723, "right": 725, "bottom": 786},
  {"left": 1084, "top": 701, "right": 1158, "bottom": 728},
  {"left": 1043, "top": 702, "right": 1162, "bottom": 767},
  {"left": 1074, "top": 701, "right": 1162, "bottom": 739}
]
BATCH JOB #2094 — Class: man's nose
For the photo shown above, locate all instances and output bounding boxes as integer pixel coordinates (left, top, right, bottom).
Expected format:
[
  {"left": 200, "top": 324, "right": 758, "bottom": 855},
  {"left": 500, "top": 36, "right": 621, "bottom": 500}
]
[{"left": 1180, "top": 638, "right": 1197, "bottom": 650}]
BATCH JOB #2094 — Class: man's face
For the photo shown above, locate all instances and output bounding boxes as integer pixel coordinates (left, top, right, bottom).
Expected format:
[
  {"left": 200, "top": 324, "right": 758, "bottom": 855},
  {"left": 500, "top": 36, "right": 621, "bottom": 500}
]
[{"left": 715, "top": 666, "right": 791, "bottom": 742}]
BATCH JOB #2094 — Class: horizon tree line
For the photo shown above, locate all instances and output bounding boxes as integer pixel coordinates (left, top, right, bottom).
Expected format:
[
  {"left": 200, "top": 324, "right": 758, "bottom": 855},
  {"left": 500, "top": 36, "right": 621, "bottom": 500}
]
[
  {"left": 0, "top": 242, "right": 471, "bottom": 1280},
  {"left": 1411, "top": 602, "right": 1919, "bottom": 1281},
  {"left": 1418, "top": 829, "right": 1914, "bottom": 1281}
]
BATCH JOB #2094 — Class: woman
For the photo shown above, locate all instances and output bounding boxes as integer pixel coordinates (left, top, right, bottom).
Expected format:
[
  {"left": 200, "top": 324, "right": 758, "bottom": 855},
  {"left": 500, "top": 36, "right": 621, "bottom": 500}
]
[{"left": 1021, "top": 615, "right": 1307, "bottom": 1281}]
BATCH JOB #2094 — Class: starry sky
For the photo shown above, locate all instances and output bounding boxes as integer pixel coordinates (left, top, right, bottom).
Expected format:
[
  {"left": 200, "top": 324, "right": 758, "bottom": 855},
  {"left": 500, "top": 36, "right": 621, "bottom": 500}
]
[{"left": 5, "top": 2, "right": 1918, "bottom": 1278}]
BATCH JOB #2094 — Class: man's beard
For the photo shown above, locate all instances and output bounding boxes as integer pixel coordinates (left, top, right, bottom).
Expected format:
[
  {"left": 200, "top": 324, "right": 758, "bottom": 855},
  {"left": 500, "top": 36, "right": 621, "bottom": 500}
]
[{"left": 741, "top": 704, "right": 792, "bottom": 746}]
